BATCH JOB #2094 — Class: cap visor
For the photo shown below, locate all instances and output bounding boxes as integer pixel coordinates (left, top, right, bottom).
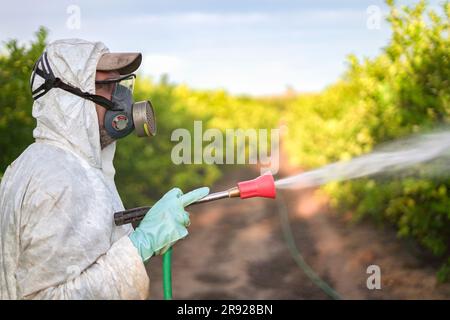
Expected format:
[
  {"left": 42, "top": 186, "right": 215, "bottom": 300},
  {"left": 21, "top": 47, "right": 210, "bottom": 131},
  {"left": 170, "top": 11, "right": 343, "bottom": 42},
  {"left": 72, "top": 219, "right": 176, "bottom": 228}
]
[{"left": 97, "top": 52, "right": 142, "bottom": 74}]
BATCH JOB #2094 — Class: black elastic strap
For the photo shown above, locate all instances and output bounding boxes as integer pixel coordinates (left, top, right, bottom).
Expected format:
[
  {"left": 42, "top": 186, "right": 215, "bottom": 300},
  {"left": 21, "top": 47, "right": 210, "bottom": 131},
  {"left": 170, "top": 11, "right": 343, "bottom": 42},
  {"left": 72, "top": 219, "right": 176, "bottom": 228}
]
[
  {"left": 31, "top": 53, "right": 56, "bottom": 100},
  {"left": 31, "top": 52, "right": 116, "bottom": 110},
  {"left": 54, "top": 79, "right": 115, "bottom": 110}
]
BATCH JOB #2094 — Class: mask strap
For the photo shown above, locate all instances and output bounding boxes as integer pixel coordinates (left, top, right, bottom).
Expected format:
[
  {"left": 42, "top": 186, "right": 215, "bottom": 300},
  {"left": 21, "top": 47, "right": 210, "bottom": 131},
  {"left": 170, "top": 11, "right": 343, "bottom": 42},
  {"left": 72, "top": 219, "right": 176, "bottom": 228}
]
[
  {"left": 31, "top": 52, "right": 56, "bottom": 100},
  {"left": 31, "top": 52, "right": 115, "bottom": 110},
  {"left": 53, "top": 79, "right": 115, "bottom": 110}
]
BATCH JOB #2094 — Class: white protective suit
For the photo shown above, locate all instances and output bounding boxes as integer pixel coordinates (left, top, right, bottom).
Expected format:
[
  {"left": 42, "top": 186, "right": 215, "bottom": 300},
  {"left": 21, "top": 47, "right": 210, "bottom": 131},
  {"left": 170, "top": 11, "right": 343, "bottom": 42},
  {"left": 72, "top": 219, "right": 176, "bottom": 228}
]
[{"left": 0, "top": 39, "right": 150, "bottom": 299}]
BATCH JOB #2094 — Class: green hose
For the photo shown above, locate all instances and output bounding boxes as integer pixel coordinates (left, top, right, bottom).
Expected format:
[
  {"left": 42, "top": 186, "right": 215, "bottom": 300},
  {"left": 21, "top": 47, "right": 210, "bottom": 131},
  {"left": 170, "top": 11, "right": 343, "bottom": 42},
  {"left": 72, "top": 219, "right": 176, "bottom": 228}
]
[
  {"left": 162, "top": 247, "right": 173, "bottom": 300},
  {"left": 276, "top": 192, "right": 342, "bottom": 300}
]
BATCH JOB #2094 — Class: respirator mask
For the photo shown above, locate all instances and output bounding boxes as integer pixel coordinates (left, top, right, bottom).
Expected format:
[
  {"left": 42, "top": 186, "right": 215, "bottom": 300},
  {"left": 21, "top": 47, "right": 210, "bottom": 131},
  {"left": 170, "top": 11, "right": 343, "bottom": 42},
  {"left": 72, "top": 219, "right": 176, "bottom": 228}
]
[
  {"left": 94, "top": 73, "right": 156, "bottom": 139},
  {"left": 30, "top": 52, "right": 157, "bottom": 141}
]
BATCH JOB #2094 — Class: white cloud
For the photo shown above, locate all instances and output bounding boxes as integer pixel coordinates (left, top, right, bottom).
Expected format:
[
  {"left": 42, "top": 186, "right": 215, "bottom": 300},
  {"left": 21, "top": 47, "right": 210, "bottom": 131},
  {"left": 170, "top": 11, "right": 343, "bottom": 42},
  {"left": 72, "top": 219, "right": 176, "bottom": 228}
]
[
  {"left": 131, "top": 12, "right": 269, "bottom": 26},
  {"left": 128, "top": 10, "right": 367, "bottom": 28},
  {"left": 142, "top": 54, "right": 184, "bottom": 77}
]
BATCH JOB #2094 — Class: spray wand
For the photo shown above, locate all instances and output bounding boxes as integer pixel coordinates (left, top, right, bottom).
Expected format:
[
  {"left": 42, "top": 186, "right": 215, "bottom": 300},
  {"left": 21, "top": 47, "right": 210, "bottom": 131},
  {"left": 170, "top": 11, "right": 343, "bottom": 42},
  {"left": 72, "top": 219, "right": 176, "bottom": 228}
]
[{"left": 114, "top": 174, "right": 277, "bottom": 299}]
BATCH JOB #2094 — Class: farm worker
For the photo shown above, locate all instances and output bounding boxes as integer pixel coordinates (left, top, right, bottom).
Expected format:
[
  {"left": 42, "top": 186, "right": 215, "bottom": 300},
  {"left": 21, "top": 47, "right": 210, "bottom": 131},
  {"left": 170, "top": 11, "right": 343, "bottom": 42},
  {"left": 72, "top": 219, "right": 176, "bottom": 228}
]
[{"left": 0, "top": 39, "right": 209, "bottom": 299}]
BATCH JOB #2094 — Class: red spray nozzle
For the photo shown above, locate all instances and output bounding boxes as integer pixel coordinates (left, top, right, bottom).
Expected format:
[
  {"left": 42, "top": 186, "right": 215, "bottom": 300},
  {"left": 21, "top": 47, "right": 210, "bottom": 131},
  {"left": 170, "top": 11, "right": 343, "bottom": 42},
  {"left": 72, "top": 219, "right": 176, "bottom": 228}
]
[{"left": 237, "top": 174, "right": 277, "bottom": 199}]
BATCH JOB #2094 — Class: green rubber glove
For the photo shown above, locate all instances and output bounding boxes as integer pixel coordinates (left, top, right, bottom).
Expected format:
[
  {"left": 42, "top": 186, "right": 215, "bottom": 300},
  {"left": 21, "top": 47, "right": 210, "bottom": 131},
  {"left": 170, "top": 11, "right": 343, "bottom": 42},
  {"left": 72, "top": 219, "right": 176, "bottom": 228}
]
[{"left": 129, "top": 187, "right": 209, "bottom": 262}]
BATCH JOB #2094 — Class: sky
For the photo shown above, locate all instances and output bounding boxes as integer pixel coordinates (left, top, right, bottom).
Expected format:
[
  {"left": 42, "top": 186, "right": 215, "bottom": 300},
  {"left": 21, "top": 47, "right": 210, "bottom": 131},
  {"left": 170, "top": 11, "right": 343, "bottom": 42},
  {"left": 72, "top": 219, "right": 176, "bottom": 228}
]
[{"left": 0, "top": 0, "right": 444, "bottom": 95}]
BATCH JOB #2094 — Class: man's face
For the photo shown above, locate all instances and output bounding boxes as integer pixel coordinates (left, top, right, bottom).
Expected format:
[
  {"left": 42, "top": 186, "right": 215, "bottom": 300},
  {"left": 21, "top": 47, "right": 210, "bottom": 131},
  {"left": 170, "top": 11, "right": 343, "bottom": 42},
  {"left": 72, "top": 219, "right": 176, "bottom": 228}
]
[
  {"left": 95, "top": 70, "right": 120, "bottom": 126},
  {"left": 95, "top": 70, "right": 120, "bottom": 149}
]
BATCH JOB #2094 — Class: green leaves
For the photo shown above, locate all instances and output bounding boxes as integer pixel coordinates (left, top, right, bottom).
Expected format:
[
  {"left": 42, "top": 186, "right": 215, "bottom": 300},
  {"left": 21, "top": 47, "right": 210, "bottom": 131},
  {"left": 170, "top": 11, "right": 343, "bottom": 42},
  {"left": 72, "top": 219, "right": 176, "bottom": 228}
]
[
  {"left": 0, "top": 27, "right": 47, "bottom": 174},
  {"left": 283, "top": 0, "right": 450, "bottom": 281}
]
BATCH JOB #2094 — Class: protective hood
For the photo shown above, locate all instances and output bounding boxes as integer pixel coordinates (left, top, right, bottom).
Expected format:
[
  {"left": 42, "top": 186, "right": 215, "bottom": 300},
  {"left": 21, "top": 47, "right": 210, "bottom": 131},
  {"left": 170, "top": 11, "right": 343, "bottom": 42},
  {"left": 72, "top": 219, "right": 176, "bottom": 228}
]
[{"left": 31, "top": 39, "right": 110, "bottom": 169}]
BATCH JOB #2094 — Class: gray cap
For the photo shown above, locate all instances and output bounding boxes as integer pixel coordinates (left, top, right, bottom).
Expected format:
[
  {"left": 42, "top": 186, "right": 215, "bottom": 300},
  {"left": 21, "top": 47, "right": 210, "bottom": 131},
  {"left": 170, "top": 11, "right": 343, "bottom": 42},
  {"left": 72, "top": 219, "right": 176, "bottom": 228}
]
[{"left": 97, "top": 52, "right": 142, "bottom": 74}]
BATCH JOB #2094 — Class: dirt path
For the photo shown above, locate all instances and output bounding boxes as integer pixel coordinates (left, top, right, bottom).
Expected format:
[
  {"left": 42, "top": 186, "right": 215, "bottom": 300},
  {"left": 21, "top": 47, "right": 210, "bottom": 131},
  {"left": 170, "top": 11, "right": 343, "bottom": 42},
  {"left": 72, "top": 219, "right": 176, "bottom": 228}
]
[{"left": 146, "top": 160, "right": 450, "bottom": 299}]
